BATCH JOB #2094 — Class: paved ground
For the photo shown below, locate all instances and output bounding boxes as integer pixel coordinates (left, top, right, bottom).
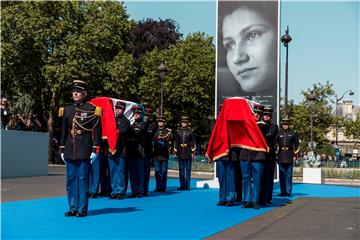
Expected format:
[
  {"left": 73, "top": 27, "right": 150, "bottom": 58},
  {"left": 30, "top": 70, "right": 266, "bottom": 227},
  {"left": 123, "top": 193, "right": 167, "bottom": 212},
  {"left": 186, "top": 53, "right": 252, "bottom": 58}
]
[{"left": 2, "top": 165, "right": 360, "bottom": 239}]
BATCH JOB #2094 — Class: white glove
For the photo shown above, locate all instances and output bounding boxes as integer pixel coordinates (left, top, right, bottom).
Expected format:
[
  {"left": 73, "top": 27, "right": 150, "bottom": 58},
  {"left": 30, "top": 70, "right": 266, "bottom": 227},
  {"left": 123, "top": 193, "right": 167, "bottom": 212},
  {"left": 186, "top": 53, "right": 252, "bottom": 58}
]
[
  {"left": 60, "top": 153, "right": 66, "bottom": 165},
  {"left": 90, "top": 153, "right": 97, "bottom": 164}
]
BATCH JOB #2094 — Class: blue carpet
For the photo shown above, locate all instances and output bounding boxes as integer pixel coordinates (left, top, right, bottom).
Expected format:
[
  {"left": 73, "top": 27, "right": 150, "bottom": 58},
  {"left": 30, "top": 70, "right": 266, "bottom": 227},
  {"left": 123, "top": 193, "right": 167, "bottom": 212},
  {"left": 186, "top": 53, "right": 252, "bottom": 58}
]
[{"left": 2, "top": 180, "right": 359, "bottom": 239}]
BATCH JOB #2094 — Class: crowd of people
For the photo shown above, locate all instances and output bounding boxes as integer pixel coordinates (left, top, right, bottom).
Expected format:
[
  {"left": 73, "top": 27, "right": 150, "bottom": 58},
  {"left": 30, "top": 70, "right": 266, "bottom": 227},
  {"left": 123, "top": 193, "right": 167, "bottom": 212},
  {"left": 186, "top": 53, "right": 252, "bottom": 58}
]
[
  {"left": 1, "top": 97, "right": 43, "bottom": 131},
  {"left": 60, "top": 80, "right": 196, "bottom": 217}
]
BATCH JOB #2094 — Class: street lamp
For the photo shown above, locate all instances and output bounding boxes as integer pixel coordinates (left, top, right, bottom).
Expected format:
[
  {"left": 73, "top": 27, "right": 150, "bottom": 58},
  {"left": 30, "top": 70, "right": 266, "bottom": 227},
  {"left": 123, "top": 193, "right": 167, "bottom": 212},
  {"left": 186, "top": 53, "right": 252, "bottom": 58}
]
[
  {"left": 281, "top": 25, "right": 292, "bottom": 118},
  {"left": 335, "top": 90, "right": 354, "bottom": 148},
  {"left": 158, "top": 61, "right": 167, "bottom": 116},
  {"left": 306, "top": 92, "right": 317, "bottom": 150}
]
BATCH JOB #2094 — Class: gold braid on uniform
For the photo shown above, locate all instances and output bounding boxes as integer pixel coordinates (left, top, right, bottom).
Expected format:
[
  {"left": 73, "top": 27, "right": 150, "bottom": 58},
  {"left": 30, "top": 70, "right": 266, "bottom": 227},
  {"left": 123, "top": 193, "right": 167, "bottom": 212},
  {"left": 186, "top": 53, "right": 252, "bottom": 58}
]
[{"left": 73, "top": 108, "right": 100, "bottom": 132}]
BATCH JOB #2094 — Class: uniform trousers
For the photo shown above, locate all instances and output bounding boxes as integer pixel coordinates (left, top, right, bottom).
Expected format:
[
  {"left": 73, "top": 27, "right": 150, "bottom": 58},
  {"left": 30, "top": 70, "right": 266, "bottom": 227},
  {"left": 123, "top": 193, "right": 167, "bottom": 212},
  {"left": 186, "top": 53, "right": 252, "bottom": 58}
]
[
  {"left": 278, "top": 162, "right": 293, "bottom": 195},
  {"left": 154, "top": 160, "right": 168, "bottom": 191},
  {"left": 89, "top": 155, "right": 100, "bottom": 195},
  {"left": 178, "top": 159, "right": 192, "bottom": 189},
  {"left": 66, "top": 159, "right": 90, "bottom": 213},
  {"left": 260, "top": 160, "right": 276, "bottom": 204},
  {"left": 240, "top": 160, "right": 263, "bottom": 204},
  {"left": 129, "top": 155, "right": 144, "bottom": 195},
  {"left": 216, "top": 160, "right": 236, "bottom": 202},
  {"left": 108, "top": 154, "right": 128, "bottom": 195},
  {"left": 99, "top": 152, "right": 111, "bottom": 195},
  {"left": 143, "top": 156, "right": 152, "bottom": 194}
]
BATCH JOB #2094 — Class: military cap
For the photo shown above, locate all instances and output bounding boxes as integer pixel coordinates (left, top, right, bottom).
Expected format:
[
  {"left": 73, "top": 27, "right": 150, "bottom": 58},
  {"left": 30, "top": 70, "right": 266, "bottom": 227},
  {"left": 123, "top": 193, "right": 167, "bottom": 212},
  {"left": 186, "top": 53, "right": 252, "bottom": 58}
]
[
  {"left": 133, "top": 105, "right": 143, "bottom": 114},
  {"left": 115, "top": 101, "right": 126, "bottom": 109},
  {"left": 263, "top": 106, "right": 273, "bottom": 115},
  {"left": 157, "top": 116, "right": 166, "bottom": 122},
  {"left": 282, "top": 118, "right": 290, "bottom": 125},
  {"left": 72, "top": 80, "right": 87, "bottom": 90},
  {"left": 180, "top": 116, "right": 189, "bottom": 123},
  {"left": 253, "top": 104, "right": 264, "bottom": 113}
]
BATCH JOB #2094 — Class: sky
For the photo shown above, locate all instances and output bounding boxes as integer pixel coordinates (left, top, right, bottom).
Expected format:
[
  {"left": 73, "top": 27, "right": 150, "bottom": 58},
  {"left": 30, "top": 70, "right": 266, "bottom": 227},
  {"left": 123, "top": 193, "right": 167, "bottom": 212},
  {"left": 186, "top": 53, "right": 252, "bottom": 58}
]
[{"left": 124, "top": 0, "right": 359, "bottom": 106}]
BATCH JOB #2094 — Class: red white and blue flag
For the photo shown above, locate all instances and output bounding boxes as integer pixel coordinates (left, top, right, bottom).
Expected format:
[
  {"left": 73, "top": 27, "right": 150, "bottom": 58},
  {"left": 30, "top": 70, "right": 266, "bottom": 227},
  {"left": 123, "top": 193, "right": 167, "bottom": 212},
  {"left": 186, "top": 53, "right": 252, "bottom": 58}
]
[{"left": 90, "top": 97, "right": 142, "bottom": 154}]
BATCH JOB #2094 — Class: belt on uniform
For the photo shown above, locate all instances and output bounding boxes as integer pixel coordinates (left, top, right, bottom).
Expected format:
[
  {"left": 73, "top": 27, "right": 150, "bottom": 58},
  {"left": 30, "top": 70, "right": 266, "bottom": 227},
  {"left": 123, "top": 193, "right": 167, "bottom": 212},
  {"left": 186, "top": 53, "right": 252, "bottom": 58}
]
[
  {"left": 281, "top": 147, "right": 291, "bottom": 151},
  {"left": 70, "top": 129, "right": 87, "bottom": 136},
  {"left": 180, "top": 143, "right": 188, "bottom": 147}
]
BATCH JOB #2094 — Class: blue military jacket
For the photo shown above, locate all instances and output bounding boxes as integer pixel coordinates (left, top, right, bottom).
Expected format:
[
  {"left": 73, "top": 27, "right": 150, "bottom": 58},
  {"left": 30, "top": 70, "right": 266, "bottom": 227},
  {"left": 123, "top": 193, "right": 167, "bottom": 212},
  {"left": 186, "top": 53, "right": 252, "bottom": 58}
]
[{"left": 59, "top": 101, "right": 102, "bottom": 160}]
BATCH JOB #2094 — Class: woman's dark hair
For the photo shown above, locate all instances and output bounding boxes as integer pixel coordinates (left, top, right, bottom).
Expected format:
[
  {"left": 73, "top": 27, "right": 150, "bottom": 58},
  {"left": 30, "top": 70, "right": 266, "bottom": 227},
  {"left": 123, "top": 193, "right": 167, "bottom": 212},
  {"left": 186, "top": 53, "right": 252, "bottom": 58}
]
[
  {"left": 218, "top": 1, "right": 278, "bottom": 26},
  {"left": 217, "top": 0, "right": 278, "bottom": 66}
]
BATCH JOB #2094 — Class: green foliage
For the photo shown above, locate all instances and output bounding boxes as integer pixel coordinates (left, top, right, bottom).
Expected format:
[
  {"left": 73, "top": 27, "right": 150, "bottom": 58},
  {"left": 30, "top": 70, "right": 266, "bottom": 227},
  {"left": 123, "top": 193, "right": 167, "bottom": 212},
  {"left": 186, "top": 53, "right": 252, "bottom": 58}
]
[
  {"left": 137, "top": 32, "right": 215, "bottom": 136},
  {"left": 287, "top": 82, "right": 336, "bottom": 153},
  {"left": 344, "top": 113, "right": 360, "bottom": 143}
]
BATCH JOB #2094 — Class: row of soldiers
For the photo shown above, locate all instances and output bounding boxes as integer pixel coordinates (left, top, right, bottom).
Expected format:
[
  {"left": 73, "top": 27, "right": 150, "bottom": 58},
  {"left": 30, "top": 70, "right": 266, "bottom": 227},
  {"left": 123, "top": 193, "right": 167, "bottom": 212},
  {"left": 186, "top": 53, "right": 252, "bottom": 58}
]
[
  {"left": 59, "top": 80, "right": 196, "bottom": 217},
  {"left": 215, "top": 104, "right": 299, "bottom": 209}
]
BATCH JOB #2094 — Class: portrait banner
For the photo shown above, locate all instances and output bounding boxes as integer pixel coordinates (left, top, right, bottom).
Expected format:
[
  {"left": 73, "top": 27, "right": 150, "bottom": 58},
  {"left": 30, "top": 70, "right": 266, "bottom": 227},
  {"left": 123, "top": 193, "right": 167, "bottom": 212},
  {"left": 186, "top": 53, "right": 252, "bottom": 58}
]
[{"left": 216, "top": 0, "right": 280, "bottom": 122}]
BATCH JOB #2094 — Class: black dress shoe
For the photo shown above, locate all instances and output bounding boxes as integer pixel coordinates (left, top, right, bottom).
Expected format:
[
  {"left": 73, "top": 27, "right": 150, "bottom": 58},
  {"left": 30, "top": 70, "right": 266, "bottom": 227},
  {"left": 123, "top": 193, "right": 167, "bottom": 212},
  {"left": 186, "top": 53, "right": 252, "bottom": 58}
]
[
  {"left": 225, "top": 202, "right": 234, "bottom": 207},
  {"left": 252, "top": 203, "right": 260, "bottom": 209},
  {"left": 286, "top": 193, "right": 293, "bottom": 197},
  {"left": 110, "top": 194, "right": 117, "bottom": 199},
  {"left": 242, "top": 202, "right": 253, "bottom": 208},
  {"left": 153, "top": 189, "right": 159, "bottom": 192},
  {"left": 177, "top": 187, "right": 185, "bottom": 190},
  {"left": 76, "top": 212, "right": 87, "bottom": 217},
  {"left": 64, "top": 211, "right": 77, "bottom": 217},
  {"left": 217, "top": 201, "right": 226, "bottom": 206},
  {"left": 277, "top": 193, "right": 286, "bottom": 197},
  {"left": 143, "top": 192, "right": 149, "bottom": 197},
  {"left": 89, "top": 193, "right": 97, "bottom": 198},
  {"left": 136, "top": 194, "right": 143, "bottom": 198},
  {"left": 116, "top": 194, "right": 125, "bottom": 200}
]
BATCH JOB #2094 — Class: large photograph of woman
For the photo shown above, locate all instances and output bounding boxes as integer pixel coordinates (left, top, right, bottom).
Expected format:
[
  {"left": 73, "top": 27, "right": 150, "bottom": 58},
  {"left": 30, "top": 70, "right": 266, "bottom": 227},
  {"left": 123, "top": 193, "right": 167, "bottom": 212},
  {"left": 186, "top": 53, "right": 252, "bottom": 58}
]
[{"left": 217, "top": 0, "right": 279, "bottom": 120}]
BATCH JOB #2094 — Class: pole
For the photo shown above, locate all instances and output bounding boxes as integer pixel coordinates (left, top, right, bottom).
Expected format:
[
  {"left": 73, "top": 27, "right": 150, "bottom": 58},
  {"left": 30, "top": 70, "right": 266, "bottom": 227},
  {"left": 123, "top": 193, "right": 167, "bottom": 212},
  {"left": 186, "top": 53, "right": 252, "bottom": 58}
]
[
  {"left": 284, "top": 42, "right": 289, "bottom": 118},
  {"left": 160, "top": 77, "right": 164, "bottom": 116}
]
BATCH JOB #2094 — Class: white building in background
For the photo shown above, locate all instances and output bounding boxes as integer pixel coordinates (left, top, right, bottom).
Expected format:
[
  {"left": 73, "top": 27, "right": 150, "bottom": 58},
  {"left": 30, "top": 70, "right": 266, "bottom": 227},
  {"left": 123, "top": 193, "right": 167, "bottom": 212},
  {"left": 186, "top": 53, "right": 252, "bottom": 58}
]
[{"left": 326, "top": 100, "right": 360, "bottom": 160}]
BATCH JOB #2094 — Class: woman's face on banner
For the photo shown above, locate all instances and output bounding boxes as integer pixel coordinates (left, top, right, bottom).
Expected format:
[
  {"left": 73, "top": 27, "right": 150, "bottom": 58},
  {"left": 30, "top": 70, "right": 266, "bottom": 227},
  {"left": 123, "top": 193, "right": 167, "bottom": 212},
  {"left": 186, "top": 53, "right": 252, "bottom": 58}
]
[{"left": 222, "top": 7, "right": 276, "bottom": 93}]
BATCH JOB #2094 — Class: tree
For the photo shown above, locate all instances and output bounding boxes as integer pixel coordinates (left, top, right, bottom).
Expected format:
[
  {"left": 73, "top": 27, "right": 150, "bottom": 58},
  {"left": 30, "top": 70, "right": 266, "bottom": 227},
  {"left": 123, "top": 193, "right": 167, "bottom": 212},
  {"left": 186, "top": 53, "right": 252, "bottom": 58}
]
[
  {"left": 1, "top": 1, "right": 133, "bottom": 162},
  {"left": 287, "top": 82, "right": 336, "bottom": 154},
  {"left": 344, "top": 113, "right": 360, "bottom": 145},
  {"left": 130, "top": 18, "right": 182, "bottom": 59},
  {"left": 137, "top": 32, "right": 215, "bottom": 145}
]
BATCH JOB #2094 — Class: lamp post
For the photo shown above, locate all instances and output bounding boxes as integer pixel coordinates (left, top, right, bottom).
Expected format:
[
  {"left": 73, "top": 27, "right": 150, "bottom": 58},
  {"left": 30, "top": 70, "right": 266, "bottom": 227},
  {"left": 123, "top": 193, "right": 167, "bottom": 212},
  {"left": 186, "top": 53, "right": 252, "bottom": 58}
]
[
  {"left": 281, "top": 25, "right": 292, "bottom": 118},
  {"left": 158, "top": 62, "right": 167, "bottom": 116},
  {"left": 335, "top": 90, "right": 354, "bottom": 149},
  {"left": 306, "top": 92, "right": 317, "bottom": 150}
]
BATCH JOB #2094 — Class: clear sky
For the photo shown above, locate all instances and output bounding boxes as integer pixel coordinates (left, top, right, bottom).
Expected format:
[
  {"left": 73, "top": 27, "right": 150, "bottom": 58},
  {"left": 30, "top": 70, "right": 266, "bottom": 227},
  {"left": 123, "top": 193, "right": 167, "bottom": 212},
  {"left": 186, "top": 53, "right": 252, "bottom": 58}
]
[{"left": 124, "top": 0, "right": 359, "bottom": 105}]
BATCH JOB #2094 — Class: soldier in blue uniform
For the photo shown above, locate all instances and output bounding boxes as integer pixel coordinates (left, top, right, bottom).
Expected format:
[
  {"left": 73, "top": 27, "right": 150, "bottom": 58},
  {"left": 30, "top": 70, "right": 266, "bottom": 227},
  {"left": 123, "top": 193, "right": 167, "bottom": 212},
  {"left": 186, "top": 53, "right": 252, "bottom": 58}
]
[
  {"left": 240, "top": 104, "right": 267, "bottom": 209},
  {"left": 59, "top": 80, "right": 102, "bottom": 217},
  {"left": 153, "top": 116, "right": 172, "bottom": 192},
  {"left": 174, "top": 116, "right": 196, "bottom": 190},
  {"left": 276, "top": 118, "right": 299, "bottom": 197},
  {"left": 107, "top": 101, "right": 130, "bottom": 199},
  {"left": 127, "top": 105, "right": 147, "bottom": 198},
  {"left": 143, "top": 105, "right": 157, "bottom": 196},
  {"left": 259, "top": 106, "right": 278, "bottom": 205}
]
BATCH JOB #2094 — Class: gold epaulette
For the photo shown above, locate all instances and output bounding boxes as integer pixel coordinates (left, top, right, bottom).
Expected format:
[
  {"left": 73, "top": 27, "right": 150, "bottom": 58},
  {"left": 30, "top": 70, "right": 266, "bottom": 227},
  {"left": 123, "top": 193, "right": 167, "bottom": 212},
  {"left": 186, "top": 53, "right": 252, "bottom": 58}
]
[
  {"left": 95, "top": 106, "right": 102, "bottom": 116},
  {"left": 58, "top": 107, "right": 64, "bottom": 117}
]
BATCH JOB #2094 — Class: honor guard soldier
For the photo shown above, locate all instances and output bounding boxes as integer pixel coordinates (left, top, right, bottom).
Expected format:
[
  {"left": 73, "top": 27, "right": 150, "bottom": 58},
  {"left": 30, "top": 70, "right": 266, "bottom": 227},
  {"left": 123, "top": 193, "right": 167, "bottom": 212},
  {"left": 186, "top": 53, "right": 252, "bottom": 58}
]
[
  {"left": 143, "top": 105, "right": 157, "bottom": 196},
  {"left": 127, "top": 105, "right": 147, "bottom": 198},
  {"left": 259, "top": 106, "right": 278, "bottom": 205},
  {"left": 276, "top": 118, "right": 299, "bottom": 197},
  {"left": 59, "top": 80, "right": 102, "bottom": 217},
  {"left": 174, "top": 116, "right": 196, "bottom": 190},
  {"left": 153, "top": 116, "right": 172, "bottom": 192},
  {"left": 239, "top": 104, "right": 266, "bottom": 209},
  {"left": 107, "top": 101, "right": 130, "bottom": 199}
]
